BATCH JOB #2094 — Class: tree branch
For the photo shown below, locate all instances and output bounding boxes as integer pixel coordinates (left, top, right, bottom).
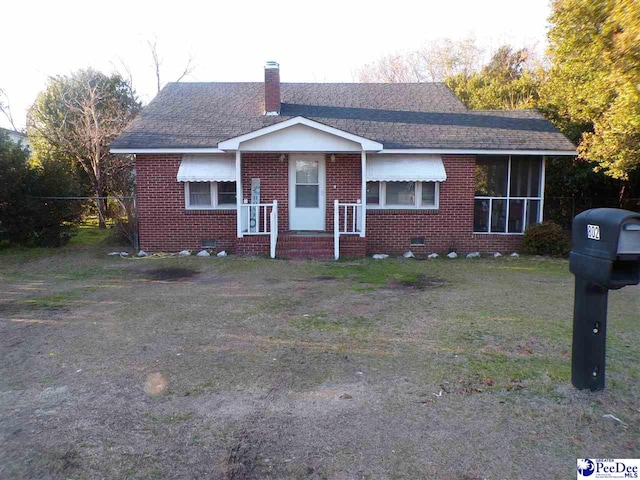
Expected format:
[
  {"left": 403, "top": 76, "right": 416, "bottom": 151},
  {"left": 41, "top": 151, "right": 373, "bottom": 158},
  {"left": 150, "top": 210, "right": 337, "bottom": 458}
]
[
  {"left": 175, "top": 53, "right": 195, "bottom": 83},
  {"left": 0, "top": 88, "right": 19, "bottom": 131}
]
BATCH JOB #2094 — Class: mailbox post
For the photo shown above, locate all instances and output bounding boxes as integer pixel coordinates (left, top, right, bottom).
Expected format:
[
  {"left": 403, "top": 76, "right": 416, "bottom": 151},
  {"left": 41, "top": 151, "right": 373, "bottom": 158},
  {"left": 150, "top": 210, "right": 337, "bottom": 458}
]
[{"left": 569, "top": 208, "right": 640, "bottom": 391}]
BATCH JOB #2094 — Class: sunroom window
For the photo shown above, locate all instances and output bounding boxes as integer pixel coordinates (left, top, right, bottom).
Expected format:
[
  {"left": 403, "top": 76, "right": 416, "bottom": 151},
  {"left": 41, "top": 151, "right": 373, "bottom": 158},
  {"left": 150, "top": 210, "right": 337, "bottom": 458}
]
[
  {"left": 473, "top": 155, "right": 543, "bottom": 234},
  {"left": 366, "top": 181, "right": 439, "bottom": 209},
  {"left": 185, "top": 182, "right": 236, "bottom": 209}
]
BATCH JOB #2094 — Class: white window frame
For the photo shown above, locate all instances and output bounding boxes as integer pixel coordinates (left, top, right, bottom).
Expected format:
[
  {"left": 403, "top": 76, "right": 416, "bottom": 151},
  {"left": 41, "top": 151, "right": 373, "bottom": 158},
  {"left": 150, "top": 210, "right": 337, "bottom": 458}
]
[
  {"left": 366, "top": 181, "right": 439, "bottom": 210},
  {"left": 473, "top": 155, "right": 545, "bottom": 235},
  {"left": 185, "top": 181, "right": 237, "bottom": 210}
]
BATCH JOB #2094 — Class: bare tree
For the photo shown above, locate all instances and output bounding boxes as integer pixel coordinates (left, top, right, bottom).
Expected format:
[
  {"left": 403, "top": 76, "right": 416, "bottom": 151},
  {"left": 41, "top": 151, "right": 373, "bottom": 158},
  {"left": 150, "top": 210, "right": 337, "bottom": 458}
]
[
  {"left": 356, "top": 53, "right": 424, "bottom": 83},
  {"left": 148, "top": 38, "right": 196, "bottom": 93},
  {"left": 110, "top": 56, "right": 135, "bottom": 95},
  {"left": 355, "top": 38, "right": 483, "bottom": 83},
  {"left": 28, "top": 70, "right": 140, "bottom": 228},
  {"left": 0, "top": 88, "right": 19, "bottom": 131},
  {"left": 417, "top": 38, "right": 484, "bottom": 81}
]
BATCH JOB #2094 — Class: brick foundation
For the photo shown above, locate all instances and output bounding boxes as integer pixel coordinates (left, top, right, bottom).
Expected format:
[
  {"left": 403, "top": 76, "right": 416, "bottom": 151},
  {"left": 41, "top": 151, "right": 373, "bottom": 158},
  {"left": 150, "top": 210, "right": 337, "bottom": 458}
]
[{"left": 135, "top": 153, "right": 524, "bottom": 256}]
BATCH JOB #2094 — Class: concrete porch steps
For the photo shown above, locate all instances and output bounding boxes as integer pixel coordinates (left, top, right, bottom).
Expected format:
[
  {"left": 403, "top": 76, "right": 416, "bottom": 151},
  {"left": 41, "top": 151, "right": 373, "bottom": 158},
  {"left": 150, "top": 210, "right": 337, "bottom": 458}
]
[
  {"left": 237, "top": 232, "right": 367, "bottom": 259},
  {"left": 275, "top": 233, "right": 368, "bottom": 259},
  {"left": 276, "top": 248, "right": 335, "bottom": 260},
  {"left": 276, "top": 233, "right": 334, "bottom": 260}
]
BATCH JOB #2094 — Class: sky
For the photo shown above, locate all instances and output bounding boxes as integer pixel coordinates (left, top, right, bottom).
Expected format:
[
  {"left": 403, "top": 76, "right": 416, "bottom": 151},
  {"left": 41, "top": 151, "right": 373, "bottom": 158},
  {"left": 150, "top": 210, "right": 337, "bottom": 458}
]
[{"left": 0, "top": 0, "right": 553, "bottom": 130}]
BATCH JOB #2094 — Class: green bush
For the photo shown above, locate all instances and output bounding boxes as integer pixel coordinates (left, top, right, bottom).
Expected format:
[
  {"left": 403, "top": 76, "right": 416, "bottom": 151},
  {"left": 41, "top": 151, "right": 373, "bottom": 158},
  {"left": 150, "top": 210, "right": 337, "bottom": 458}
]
[
  {"left": 523, "top": 221, "right": 571, "bottom": 257},
  {"left": 0, "top": 131, "right": 83, "bottom": 247}
]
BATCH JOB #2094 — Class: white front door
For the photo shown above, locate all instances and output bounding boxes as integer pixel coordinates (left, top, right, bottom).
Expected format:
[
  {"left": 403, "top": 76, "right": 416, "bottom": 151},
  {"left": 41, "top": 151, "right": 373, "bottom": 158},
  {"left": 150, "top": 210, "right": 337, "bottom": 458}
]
[{"left": 289, "top": 154, "right": 325, "bottom": 230}]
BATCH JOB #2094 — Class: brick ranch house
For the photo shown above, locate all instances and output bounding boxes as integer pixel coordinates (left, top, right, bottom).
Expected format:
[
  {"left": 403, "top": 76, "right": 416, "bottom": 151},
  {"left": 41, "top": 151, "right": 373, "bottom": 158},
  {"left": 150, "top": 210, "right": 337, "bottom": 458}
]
[{"left": 110, "top": 61, "right": 576, "bottom": 259}]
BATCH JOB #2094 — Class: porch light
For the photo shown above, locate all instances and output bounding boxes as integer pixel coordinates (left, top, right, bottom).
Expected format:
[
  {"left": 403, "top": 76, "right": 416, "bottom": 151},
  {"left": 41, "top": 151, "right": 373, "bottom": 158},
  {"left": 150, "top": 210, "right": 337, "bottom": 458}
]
[
  {"left": 330, "top": 154, "right": 336, "bottom": 162},
  {"left": 279, "top": 154, "right": 287, "bottom": 163}
]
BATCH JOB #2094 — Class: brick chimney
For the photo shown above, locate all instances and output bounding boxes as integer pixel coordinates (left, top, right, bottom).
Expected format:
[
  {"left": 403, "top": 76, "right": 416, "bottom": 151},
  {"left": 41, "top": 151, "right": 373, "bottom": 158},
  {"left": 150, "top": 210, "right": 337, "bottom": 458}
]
[{"left": 264, "top": 61, "right": 280, "bottom": 115}]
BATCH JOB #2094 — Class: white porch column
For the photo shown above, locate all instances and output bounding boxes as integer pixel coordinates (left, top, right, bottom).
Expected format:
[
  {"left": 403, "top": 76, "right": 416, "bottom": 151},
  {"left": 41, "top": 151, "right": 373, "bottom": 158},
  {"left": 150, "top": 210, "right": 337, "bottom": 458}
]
[
  {"left": 236, "top": 150, "right": 243, "bottom": 238},
  {"left": 540, "top": 156, "right": 546, "bottom": 222},
  {"left": 360, "top": 151, "right": 367, "bottom": 237}
]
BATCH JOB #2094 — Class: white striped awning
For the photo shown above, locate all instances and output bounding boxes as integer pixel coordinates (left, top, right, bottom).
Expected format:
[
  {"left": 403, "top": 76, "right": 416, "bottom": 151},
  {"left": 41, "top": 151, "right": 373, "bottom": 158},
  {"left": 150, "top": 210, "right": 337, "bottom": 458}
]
[
  {"left": 366, "top": 155, "right": 447, "bottom": 182},
  {"left": 176, "top": 155, "right": 235, "bottom": 182}
]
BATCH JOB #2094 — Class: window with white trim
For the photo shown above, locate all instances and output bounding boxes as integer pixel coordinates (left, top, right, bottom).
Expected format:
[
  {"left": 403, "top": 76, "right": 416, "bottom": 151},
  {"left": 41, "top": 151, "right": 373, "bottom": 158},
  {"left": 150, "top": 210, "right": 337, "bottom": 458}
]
[
  {"left": 185, "top": 182, "right": 237, "bottom": 209},
  {"left": 366, "top": 181, "right": 439, "bottom": 209},
  {"left": 473, "top": 155, "right": 543, "bottom": 234}
]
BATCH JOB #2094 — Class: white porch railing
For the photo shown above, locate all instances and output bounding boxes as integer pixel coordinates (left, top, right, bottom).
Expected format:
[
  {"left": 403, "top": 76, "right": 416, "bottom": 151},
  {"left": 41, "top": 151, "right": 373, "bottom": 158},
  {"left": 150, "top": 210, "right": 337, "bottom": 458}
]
[
  {"left": 239, "top": 200, "right": 278, "bottom": 259},
  {"left": 270, "top": 202, "right": 278, "bottom": 259},
  {"left": 333, "top": 200, "right": 363, "bottom": 260}
]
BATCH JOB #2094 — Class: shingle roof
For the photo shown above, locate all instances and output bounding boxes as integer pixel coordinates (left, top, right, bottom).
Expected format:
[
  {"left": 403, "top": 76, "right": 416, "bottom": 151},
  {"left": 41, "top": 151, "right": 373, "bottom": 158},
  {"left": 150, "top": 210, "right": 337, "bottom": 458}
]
[
  {"left": 0, "top": 127, "right": 26, "bottom": 138},
  {"left": 110, "top": 82, "right": 576, "bottom": 152}
]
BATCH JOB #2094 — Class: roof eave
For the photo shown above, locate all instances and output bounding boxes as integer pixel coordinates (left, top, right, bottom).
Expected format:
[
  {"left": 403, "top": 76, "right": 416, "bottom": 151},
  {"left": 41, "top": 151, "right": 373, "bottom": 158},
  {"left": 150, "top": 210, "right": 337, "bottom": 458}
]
[
  {"left": 110, "top": 147, "right": 578, "bottom": 156},
  {"left": 110, "top": 147, "right": 227, "bottom": 154},
  {"left": 377, "top": 148, "right": 577, "bottom": 156}
]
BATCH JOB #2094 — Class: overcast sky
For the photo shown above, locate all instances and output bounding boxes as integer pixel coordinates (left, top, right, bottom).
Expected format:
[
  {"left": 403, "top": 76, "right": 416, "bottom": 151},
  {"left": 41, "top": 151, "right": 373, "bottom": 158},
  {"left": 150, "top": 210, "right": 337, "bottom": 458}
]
[{"left": 1, "top": 0, "right": 553, "bottom": 130}]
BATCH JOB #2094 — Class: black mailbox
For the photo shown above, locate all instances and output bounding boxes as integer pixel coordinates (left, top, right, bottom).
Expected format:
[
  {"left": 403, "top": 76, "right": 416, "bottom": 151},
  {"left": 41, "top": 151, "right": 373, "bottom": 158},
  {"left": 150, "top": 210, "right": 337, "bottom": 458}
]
[
  {"left": 569, "top": 208, "right": 640, "bottom": 391},
  {"left": 570, "top": 208, "right": 640, "bottom": 288}
]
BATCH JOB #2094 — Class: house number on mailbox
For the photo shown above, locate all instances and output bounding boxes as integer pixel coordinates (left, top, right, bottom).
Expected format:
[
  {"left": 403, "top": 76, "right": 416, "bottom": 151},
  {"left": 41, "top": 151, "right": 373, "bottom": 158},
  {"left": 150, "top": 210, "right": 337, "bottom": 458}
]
[{"left": 587, "top": 224, "right": 601, "bottom": 241}]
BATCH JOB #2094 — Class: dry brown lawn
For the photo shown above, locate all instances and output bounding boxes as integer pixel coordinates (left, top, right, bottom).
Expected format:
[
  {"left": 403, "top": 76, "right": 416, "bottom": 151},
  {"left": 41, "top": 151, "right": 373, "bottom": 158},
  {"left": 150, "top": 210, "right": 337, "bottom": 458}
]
[{"left": 0, "top": 240, "right": 638, "bottom": 479}]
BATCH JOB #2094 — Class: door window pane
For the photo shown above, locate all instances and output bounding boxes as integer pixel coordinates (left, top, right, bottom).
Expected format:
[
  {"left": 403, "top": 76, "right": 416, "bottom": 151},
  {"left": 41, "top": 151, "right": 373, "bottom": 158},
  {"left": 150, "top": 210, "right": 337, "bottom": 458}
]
[
  {"left": 217, "top": 182, "right": 236, "bottom": 206},
  {"left": 189, "top": 182, "right": 211, "bottom": 206},
  {"left": 421, "top": 182, "right": 436, "bottom": 206},
  {"left": 491, "top": 199, "right": 507, "bottom": 232},
  {"left": 510, "top": 156, "right": 541, "bottom": 197},
  {"left": 508, "top": 199, "right": 525, "bottom": 233},
  {"left": 386, "top": 182, "right": 415, "bottom": 206},
  {"left": 366, "top": 182, "right": 380, "bottom": 205},
  {"left": 475, "top": 156, "right": 508, "bottom": 196},
  {"left": 296, "top": 160, "right": 319, "bottom": 184},
  {"left": 474, "top": 199, "right": 490, "bottom": 232},
  {"left": 296, "top": 185, "right": 319, "bottom": 207},
  {"left": 526, "top": 199, "right": 540, "bottom": 228}
]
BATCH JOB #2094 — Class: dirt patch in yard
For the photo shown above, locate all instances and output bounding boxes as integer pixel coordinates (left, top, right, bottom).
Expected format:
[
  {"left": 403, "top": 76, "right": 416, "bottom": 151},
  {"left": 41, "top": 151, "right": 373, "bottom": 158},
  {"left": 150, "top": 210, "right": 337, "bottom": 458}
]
[
  {"left": 312, "top": 275, "right": 338, "bottom": 281},
  {"left": 140, "top": 267, "right": 200, "bottom": 281},
  {"left": 395, "top": 273, "right": 448, "bottom": 290}
]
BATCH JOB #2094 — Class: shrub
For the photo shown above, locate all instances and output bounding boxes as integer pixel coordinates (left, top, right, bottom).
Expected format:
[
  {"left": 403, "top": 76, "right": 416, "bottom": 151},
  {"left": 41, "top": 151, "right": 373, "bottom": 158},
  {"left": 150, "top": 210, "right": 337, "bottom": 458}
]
[
  {"left": 523, "top": 221, "right": 571, "bottom": 257},
  {"left": 110, "top": 218, "right": 138, "bottom": 247},
  {"left": 0, "top": 131, "right": 83, "bottom": 247}
]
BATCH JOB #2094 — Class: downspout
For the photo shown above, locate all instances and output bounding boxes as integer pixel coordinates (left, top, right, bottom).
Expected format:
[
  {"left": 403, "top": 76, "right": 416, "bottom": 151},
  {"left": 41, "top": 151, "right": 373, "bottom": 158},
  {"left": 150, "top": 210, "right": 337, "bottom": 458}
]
[
  {"left": 236, "top": 150, "right": 243, "bottom": 238},
  {"left": 361, "top": 151, "right": 367, "bottom": 237}
]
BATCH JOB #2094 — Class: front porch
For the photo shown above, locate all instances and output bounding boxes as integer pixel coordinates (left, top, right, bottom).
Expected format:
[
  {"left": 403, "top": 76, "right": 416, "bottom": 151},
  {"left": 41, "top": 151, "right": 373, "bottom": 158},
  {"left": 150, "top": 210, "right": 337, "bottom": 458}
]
[
  {"left": 234, "top": 152, "right": 368, "bottom": 259},
  {"left": 217, "top": 117, "right": 380, "bottom": 259}
]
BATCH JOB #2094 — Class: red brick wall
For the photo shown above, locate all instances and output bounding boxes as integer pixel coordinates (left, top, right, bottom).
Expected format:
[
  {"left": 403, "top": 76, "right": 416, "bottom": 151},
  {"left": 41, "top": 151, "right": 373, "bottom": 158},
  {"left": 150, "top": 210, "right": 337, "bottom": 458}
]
[
  {"left": 136, "top": 153, "right": 524, "bottom": 255},
  {"left": 135, "top": 155, "right": 237, "bottom": 252},
  {"left": 365, "top": 155, "right": 524, "bottom": 254},
  {"left": 325, "top": 153, "right": 362, "bottom": 229},
  {"left": 236, "top": 235, "right": 270, "bottom": 255},
  {"left": 241, "top": 153, "right": 289, "bottom": 231}
]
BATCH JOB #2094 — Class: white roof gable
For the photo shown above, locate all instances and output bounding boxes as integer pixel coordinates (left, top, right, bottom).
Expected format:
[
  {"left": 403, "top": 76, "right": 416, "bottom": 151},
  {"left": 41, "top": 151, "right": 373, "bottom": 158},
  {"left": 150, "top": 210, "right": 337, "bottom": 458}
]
[
  {"left": 218, "top": 116, "right": 383, "bottom": 151},
  {"left": 239, "top": 123, "right": 362, "bottom": 152}
]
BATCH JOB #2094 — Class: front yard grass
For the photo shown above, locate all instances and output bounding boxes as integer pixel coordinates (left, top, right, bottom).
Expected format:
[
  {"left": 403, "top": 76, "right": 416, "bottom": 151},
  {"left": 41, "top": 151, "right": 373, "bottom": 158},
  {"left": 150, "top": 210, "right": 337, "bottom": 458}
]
[{"left": 0, "top": 238, "right": 638, "bottom": 479}]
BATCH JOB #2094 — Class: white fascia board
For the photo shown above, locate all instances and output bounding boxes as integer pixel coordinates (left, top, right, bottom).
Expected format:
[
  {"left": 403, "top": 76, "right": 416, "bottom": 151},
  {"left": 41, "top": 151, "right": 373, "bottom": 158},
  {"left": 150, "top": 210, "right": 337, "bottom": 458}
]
[
  {"left": 378, "top": 148, "right": 577, "bottom": 156},
  {"left": 217, "top": 116, "right": 383, "bottom": 151},
  {"left": 110, "top": 148, "right": 226, "bottom": 154}
]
